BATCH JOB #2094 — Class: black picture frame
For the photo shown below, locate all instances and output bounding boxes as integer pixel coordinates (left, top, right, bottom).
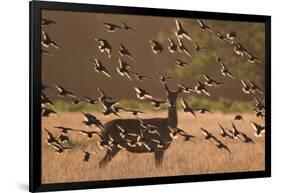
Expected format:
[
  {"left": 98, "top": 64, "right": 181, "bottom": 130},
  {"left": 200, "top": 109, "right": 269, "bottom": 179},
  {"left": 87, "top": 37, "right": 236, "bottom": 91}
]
[{"left": 29, "top": 1, "right": 271, "bottom": 192}]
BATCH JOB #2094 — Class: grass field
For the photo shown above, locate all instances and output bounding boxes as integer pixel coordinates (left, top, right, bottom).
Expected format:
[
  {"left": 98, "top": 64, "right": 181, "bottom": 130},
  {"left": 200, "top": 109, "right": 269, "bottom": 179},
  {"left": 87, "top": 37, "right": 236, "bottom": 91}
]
[{"left": 41, "top": 111, "right": 265, "bottom": 184}]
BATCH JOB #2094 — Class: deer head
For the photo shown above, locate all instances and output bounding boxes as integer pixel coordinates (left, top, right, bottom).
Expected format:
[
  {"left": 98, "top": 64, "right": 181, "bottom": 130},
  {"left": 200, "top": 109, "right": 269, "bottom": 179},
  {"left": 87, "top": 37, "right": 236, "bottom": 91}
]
[{"left": 164, "top": 83, "right": 182, "bottom": 107}]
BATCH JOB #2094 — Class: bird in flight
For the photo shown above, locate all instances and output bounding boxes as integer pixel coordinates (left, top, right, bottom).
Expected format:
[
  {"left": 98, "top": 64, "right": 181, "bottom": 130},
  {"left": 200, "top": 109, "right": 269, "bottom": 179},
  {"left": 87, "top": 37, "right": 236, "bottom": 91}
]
[
  {"left": 175, "top": 19, "right": 193, "bottom": 41},
  {"left": 41, "top": 30, "right": 59, "bottom": 49},
  {"left": 196, "top": 19, "right": 213, "bottom": 33},
  {"left": 181, "top": 98, "right": 197, "bottom": 118},
  {"left": 251, "top": 121, "right": 265, "bottom": 137},
  {"left": 149, "top": 40, "right": 163, "bottom": 54},
  {"left": 90, "top": 58, "right": 112, "bottom": 79},
  {"left": 134, "top": 87, "right": 153, "bottom": 100},
  {"left": 102, "top": 22, "right": 122, "bottom": 32},
  {"left": 94, "top": 38, "right": 112, "bottom": 58}
]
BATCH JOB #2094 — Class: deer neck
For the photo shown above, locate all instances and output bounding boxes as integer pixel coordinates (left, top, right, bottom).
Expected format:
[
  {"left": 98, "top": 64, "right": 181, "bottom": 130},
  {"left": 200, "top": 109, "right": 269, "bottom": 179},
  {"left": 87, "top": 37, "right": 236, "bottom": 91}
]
[{"left": 167, "top": 104, "right": 178, "bottom": 128}]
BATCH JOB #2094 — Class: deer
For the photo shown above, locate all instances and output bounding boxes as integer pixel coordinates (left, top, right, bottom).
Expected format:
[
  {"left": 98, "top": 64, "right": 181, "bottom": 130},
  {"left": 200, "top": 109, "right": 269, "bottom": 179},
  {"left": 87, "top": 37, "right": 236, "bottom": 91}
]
[{"left": 98, "top": 83, "right": 182, "bottom": 168}]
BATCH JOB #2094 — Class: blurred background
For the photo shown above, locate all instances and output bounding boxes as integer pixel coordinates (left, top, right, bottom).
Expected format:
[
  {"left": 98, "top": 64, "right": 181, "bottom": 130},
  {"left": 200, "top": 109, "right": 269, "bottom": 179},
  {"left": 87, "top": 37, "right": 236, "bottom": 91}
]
[{"left": 42, "top": 10, "right": 265, "bottom": 113}]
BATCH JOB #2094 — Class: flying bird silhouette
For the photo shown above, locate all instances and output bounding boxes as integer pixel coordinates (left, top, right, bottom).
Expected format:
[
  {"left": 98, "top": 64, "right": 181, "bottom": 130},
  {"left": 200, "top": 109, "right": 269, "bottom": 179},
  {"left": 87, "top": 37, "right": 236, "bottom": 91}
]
[
  {"left": 94, "top": 38, "right": 112, "bottom": 58},
  {"left": 90, "top": 58, "right": 112, "bottom": 79},
  {"left": 175, "top": 19, "right": 193, "bottom": 41}
]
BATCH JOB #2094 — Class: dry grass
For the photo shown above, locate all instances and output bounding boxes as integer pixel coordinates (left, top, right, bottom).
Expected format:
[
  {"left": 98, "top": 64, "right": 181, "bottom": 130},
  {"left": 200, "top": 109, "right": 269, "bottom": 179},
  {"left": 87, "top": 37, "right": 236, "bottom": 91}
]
[{"left": 41, "top": 112, "right": 265, "bottom": 184}]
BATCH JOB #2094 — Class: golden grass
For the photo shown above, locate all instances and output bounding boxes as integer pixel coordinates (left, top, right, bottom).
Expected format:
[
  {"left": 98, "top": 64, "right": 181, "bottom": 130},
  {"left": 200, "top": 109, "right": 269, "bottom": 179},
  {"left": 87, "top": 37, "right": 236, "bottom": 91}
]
[{"left": 41, "top": 112, "right": 265, "bottom": 184}]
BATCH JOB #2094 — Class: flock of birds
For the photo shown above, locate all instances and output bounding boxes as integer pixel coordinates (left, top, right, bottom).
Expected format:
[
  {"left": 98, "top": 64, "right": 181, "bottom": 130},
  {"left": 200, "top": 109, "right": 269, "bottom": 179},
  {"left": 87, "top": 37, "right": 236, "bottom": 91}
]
[{"left": 41, "top": 17, "right": 265, "bottom": 162}]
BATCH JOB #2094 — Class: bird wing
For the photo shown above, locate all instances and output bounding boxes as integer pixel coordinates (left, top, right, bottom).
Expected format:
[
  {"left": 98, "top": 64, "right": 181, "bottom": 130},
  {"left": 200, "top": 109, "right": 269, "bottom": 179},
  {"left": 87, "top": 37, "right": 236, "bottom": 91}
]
[
  {"left": 203, "top": 74, "right": 210, "bottom": 81},
  {"left": 181, "top": 98, "right": 188, "bottom": 109},
  {"left": 101, "top": 68, "right": 112, "bottom": 78},
  {"left": 55, "top": 85, "right": 64, "bottom": 92},
  {"left": 175, "top": 19, "right": 182, "bottom": 30},
  {"left": 196, "top": 19, "right": 204, "bottom": 27}
]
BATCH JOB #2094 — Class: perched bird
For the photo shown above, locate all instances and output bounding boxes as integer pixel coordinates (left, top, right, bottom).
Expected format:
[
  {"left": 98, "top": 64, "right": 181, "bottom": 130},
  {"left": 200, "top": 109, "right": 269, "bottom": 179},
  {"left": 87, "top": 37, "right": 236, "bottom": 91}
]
[
  {"left": 251, "top": 121, "right": 265, "bottom": 137},
  {"left": 149, "top": 40, "right": 163, "bottom": 54},
  {"left": 168, "top": 37, "right": 178, "bottom": 53},
  {"left": 94, "top": 38, "right": 112, "bottom": 58},
  {"left": 248, "top": 80, "right": 263, "bottom": 94},
  {"left": 41, "top": 30, "right": 59, "bottom": 49},
  {"left": 55, "top": 85, "right": 75, "bottom": 98},
  {"left": 116, "top": 58, "right": 133, "bottom": 80},
  {"left": 178, "top": 39, "right": 192, "bottom": 57},
  {"left": 175, "top": 19, "right": 193, "bottom": 41},
  {"left": 203, "top": 74, "right": 223, "bottom": 87},
  {"left": 132, "top": 72, "right": 149, "bottom": 81},
  {"left": 194, "top": 81, "right": 211, "bottom": 96},
  {"left": 90, "top": 58, "right": 112, "bottom": 78},
  {"left": 81, "top": 112, "right": 103, "bottom": 129},
  {"left": 241, "top": 80, "right": 252, "bottom": 94},
  {"left": 174, "top": 59, "right": 189, "bottom": 68},
  {"left": 158, "top": 72, "right": 172, "bottom": 84},
  {"left": 181, "top": 98, "right": 197, "bottom": 118},
  {"left": 149, "top": 98, "right": 166, "bottom": 110},
  {"left": 77, "top": 129, "right": 101, "bottom": 139},
  {"left": 41, "top": 18, "right": 58, "bottom": 26},
  {"left": 57, "top": 134, "right": 69, "bottom": 144},
  {"left": 54, "top": 126, "right": 74, "bottom": 134},
  {"left": 218, "top": 124, "right": 234, "bottom": 139},
  {"left": 84, "top": 96, "right": 98, "bottom": 105},
  {"left": 196, "top": 20, "right": 213, "bottom": 33},
  {"left": 103, "top": 22, "right": 121, "bottom": 32},
  {"left": 234, "top": 114, "right": 243, "bottom": 121},
  {"left": 42, "top": 108, "right": 57, "bottom": 117},
  {"left": 134, "top": 87, "right": 153, "bottom": 100},
  {"left": 193, "top": 41, "right": 207, "bottom": 51},
  {"left": 119, "top": 21, "right": 134, "bottom": 32},
  {"left": 220, "top": 62, "right": 235, "bottom": 79},
  {"left": 119, "top": 44, "right": 134, "bottom": 60},
  {"left": 178, "top": 84, "right": 194, "bottom": 94}
]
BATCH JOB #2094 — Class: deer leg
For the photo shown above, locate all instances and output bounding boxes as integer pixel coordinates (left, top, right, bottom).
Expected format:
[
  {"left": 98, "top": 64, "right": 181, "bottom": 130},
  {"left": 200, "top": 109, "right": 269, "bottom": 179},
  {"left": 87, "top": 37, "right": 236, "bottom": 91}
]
[
  {"left": 154, "top": 150, "right": 164, "bottom": 168},
  {"left": 99, "top": 146, "right": 120, "bottom": 168}
]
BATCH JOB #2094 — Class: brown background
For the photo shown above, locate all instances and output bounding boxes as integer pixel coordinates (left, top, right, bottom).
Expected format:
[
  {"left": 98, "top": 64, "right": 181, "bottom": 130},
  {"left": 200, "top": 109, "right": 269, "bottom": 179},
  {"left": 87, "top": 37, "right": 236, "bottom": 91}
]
[{"left": 41, "top": 10, "right": 265, "bottom": 101}]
